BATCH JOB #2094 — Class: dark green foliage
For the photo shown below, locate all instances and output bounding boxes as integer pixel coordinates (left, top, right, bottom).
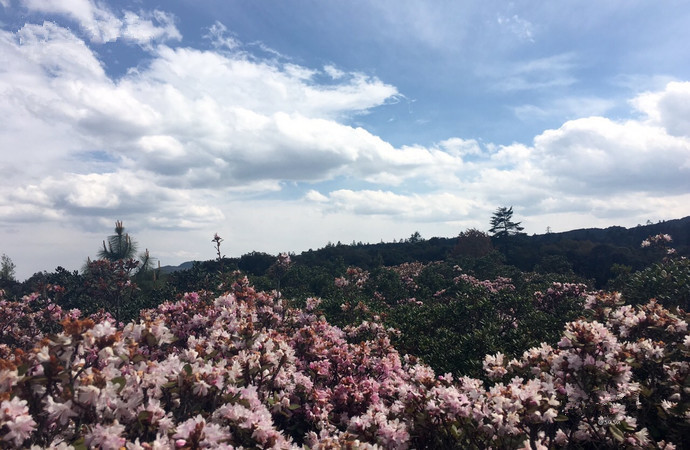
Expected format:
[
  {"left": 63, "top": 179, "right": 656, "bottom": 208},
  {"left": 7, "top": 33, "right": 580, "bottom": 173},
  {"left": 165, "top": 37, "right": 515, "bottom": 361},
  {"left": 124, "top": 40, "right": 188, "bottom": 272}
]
[
  {"left": 533, "top": 254, "right": 574, "bottom": 275},
  {"left": 310, "top": 258, "right": 590, "bottom": 378},
  {"left": 452, "top": 228, "right": 494, "bottom": 258},
  {"left": 166, "top": 259, "right": 244, "bottom": 294},
  {"left": 384, "top": 269, "right": 588, "bottom": 378},
  {"left": 279, "top": 264, "right": 336, "bottom": 300},
  {"left": 238, "top": 251, "right": 277, "bottom": 276}
]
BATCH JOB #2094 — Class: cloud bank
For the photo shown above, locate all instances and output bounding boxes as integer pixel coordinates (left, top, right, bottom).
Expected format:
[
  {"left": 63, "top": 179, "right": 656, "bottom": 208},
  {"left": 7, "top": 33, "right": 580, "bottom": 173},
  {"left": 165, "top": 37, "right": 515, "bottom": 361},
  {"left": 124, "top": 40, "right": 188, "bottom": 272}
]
[{"left": 1, "top": 1, "right": 689, "bottom": 279}]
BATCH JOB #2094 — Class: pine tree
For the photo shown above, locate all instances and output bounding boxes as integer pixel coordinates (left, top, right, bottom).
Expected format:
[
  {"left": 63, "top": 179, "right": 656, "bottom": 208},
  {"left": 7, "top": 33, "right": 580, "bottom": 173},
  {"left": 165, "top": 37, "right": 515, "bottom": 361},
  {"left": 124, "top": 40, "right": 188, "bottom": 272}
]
[
  {"left": 98, "top": 220, "right": 137, "bottom": 262},
  {"left": 489, "top": 206, "right": 525, "bottom": 238}
]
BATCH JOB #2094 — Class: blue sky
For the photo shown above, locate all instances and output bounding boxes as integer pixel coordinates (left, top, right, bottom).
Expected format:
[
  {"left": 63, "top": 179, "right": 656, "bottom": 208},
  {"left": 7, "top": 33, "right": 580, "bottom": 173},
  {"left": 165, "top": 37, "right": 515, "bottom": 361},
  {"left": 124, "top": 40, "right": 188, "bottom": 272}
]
[{"left": 1, "top": 0, "right": 689, "bottom": 279}]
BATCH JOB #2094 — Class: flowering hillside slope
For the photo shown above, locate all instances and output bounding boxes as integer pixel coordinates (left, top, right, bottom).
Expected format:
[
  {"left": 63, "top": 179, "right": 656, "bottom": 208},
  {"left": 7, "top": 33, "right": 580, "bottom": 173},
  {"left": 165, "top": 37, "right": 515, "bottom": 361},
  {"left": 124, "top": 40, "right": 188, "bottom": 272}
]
[{"left": 1, "top": 277, "right": 688, "bottom": 449}]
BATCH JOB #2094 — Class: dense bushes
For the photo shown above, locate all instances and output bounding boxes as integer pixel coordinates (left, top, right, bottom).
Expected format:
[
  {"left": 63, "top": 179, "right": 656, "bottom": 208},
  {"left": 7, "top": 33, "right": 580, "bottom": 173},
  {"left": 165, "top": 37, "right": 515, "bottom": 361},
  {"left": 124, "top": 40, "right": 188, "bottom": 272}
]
[
  {"left": 1, "top": 274, "right": 688, "bottom": 448},
  {"left": 1, "top": 231, "right": 689, "bottom": 448}
]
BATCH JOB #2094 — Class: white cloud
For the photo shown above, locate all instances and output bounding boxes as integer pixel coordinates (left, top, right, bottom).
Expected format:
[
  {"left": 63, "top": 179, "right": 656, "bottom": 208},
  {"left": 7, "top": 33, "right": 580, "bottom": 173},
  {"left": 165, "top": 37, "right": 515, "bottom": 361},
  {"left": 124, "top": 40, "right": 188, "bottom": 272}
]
[
  {"left": 121, "top": 10, "right": 181, "bottom": 45},
  {"left": 437, "top": 138, "right": 483, "bottom": 157},
  {"left": 631, "top": 81, "right": 690, "bottom": 137},
  {"left": 204, "top": 21, "right": 240, "bottom": 50},
  {"left": 324, "top": 64, "right": 345, "bottom": 80},
  {"left": 21, "top": 0, "right": 181, "bottom": 44},
  {"left": 22, "top": 0, "right": 122, "bottom": 43},
  {"left": 532, "top": 116, "right": 690, "bottom": 194},
  {"left": 303, "top": 82, "right": 690, "bottom": 226},
  {"left": 2, "top": 20, "right": 442, "bottom": 227},
  {"left": 308, "top": 190, "right": 479, "bottom": 222}
]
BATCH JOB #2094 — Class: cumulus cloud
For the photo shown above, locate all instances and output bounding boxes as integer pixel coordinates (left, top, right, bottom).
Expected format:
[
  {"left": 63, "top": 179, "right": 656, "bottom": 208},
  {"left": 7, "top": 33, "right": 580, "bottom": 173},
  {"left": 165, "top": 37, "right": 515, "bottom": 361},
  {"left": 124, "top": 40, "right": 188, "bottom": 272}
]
[
  {"left": 304, "top": 84, "right": 690, "bottom": 226},
  {"left": 631, "top": 81, "right": 690, "bottom": 137},
  {"left": 1, "top": 19, "right": 438, "bottom": 226},
  {"left": 532, "top": 116, "right": 690, "bottom": 194},
  {"left": 3, "top": 15, "right": 688, "bottom": 233}
]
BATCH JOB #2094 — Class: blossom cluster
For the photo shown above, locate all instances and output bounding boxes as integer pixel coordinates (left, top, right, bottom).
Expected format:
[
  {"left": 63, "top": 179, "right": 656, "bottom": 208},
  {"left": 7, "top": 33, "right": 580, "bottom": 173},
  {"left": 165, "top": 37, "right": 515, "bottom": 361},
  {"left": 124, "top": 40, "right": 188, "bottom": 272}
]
[
  {"left": 641, "top": 234, "right": 676, "bottom": 255},
  {"left": 533, "top": 282, "right": 589, "bottom": 313},
  {"left": 386, "top": 262, "right": 431, "bottom": 291},
  {"left": 1, "top": 281, "right": 688, "bottom": 449},
  {"left": 334, "top": 267, "right": 369, "bottom": 289},
  {"left": 453, "top": 272, "right": 516, "bottom": 294},
  {"left": 641, "top": 234, "right": 673, "bottom": 248},
  {"left": 0, "top": 289, "right": 80, "bottom": 352}
]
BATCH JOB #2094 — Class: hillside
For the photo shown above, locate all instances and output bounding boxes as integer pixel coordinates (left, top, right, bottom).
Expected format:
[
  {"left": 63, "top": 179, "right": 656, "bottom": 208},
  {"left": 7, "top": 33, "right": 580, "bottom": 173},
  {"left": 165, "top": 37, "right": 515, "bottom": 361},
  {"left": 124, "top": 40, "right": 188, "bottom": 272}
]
[{"left": 160, "top": 216, "right": 690, "bottom": 287}]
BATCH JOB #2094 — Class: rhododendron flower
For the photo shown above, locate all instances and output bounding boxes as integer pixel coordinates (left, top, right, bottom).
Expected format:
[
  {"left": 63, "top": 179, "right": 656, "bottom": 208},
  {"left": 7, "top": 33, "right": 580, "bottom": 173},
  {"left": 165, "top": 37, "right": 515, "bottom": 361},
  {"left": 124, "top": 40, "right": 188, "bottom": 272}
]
[
  {"left": 46, "top": 397, "right": 78, "bottom": 426},
  {"left": 85, "top": 422, "right": 126, "bottom": 449},
  {"left": 3, "top": 414, "right": 36, "bottom": 446}
]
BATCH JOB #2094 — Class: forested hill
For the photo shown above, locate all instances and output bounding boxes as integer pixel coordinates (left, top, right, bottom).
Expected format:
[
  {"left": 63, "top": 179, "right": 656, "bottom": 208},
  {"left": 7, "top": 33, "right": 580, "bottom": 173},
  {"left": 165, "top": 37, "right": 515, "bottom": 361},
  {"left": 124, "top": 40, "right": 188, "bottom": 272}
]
[
  {"left": 161, "top": 216, "right": 689, "bottom": 287},
  {"left": 533, "top": 216, "right": 690, "bottom": 247}
]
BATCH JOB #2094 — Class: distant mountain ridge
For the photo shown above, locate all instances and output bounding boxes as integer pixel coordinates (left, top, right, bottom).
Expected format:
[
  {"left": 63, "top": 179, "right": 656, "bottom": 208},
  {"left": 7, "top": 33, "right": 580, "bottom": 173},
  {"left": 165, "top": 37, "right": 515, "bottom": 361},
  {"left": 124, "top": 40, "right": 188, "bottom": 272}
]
[
  {"left": 159, "top": 216, "right": 690, "bottom": 277},
  {"left": 535, "top": 216, "right": 690, "bottom": 247}
]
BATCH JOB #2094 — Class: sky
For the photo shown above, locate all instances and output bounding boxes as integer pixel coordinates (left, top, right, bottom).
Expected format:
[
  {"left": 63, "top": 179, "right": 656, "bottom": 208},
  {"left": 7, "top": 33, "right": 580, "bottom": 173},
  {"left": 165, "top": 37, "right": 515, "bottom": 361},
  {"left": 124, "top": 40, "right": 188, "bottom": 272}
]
[{"left": 1, "top": 0, "right": 690, "bottom": 280}]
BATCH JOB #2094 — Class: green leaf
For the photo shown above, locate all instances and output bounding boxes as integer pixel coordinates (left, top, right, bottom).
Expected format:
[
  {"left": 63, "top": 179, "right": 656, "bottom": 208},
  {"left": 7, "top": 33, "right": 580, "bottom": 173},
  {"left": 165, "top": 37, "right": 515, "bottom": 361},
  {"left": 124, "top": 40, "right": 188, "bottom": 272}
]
[
  {"left": 17, "top": 364, "right": 28, "bottom": 377},
  {"left": 609, "top": 424, "right": 625, "bottom": 442},
  {"left": 183, "top": 364, "right": 193, "bottom": 376},
  {"left": 450, "top": 424, "right": 460, "bottom": 438},
  {"left": 619, "top": 421, "right": 636, "bottom": 432},
  {"left": 71, "top": 437, "right": 88, "bottom": 450},
  {"left": 145, "top": 333, "right": 158, "bottom": 347},
  {"left": 288, "top": 403, "right": 301, "bottom": 410},
  {"left": 111, "top": 376, "right": 126, "bottom": 393}
]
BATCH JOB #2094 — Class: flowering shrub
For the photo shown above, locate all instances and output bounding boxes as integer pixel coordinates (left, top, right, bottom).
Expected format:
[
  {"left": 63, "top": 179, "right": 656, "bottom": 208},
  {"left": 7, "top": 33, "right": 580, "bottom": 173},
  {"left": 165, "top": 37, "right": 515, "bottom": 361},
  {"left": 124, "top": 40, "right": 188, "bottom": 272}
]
[
  {"left": 0, "top": 289, "right": 77, "bottom": 351},
  {"left": 621, "top": 257, "right": 690, "bottom": 311},
  {"left": 533, "top": 282, "right": 588, "bottom": 313},
  {"left": 1, "top": 279, "right": 688, "bottom": 448},
  {"left": 454, "top": 273, "right": 516, "bottom": 294},
  {"left": 641, "top": 234, "right": 673, "bottom": 249},
  {"left": 387, "top": 262, "right": 429, "bottom": 291},
  {"left": 334, "top": 267, "right": 370, "bottom": 290}
]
